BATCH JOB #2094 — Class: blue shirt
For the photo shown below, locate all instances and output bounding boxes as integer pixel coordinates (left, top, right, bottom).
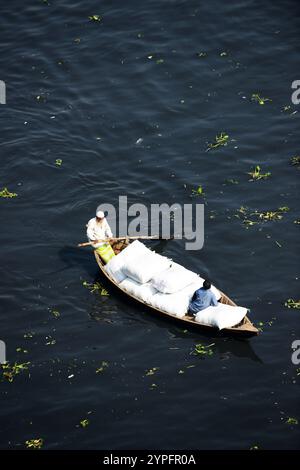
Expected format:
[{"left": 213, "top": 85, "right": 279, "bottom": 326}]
[{"left": 188, "top": 287, "right": 218, "bottom": 315}]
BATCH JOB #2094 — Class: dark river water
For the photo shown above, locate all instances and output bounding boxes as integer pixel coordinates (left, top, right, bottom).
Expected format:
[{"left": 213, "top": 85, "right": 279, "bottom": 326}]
[{"left": 0, "top": 0, "right": 299, "bottom": 450}]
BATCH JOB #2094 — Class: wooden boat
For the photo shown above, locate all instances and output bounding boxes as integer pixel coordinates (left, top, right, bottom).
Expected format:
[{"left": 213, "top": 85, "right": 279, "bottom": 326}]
[{"left": 94, "top": 241, "right": 259, "bottom": 338}]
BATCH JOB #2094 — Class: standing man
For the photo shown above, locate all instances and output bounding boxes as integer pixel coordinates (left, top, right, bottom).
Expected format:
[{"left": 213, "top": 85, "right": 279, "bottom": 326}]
[{"left": 86, "top": 208, "right": 115, "bottom": 263}]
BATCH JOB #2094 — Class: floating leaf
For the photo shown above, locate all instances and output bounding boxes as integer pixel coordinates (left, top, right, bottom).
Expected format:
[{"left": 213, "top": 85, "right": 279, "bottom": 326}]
[
  {"left": 284, "top": 298, "right": 300, "bottom": 309},
  {"left": 16, "top": 348, "right": 28, "bottom": 354},
  {"left": 25, "top": 438, "right": 44, "bottom": 449},
  {"left": 282, "top": 105, "right": 291, "bottom": 112},
  {"left": 82, "top": 280, "right": 109, "bottom": 296},
  {"left": 225, "top": 178, "right": 239, "bottom": 185},
  {"left": 49, "top": 308, "right": 60, "bottom": 318},
  {"left": 1, "top": 361, "right": 30, "bottom": 382},
  {"left": 290, "top": 156, "right": 300, "bottom": 167},
  {"left": 80, "top": 419, "right": 90, "bottom": 428},
  {"left": 251, "top": 93, "right": 272, "bottom": 105},
  {"left": 0, "top": 187, "right": 18, "bottom": 198},
  {"left": 192, "top": 343, "right": 214, "bottom": 356},
  {"left": 96, "top": 361, "right": 109, "bottom": 374},
  {"left": 191, "top": 185, "right": 205, "bottom": 196},
  {"left": 286, "top": 417, "right": 298, "bottom": 425},
  {"left": 247, "top": 165, "right": 271, "bottom": 181},
  {"left": 207, "top": 132, "right": 229, "bottom": 150},
  {"left": 145, "top": 367, "right": 159, "bottom": 376},
  {"left": 89, "top": 15, "right": 101, "bottom": 22}
]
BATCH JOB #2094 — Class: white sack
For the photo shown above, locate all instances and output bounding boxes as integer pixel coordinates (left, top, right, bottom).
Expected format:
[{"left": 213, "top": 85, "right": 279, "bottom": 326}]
[
  {"left": 195, "top": 303, "right": 247, "bottom": 330},
  {"left": 105, "top": 240, "right": 150, "bottom": 284},
  {"left": 122, "top": 252, "right": 172, "bottom": 284},
  {"left": 151, "top": 263, "right": 199, "bottom": 294},
  {"left": 150, "top": 281, "right": 202, "bottom": 318},
  {"left": 119, "top": 278, "right": 158, "bottom": 303}
]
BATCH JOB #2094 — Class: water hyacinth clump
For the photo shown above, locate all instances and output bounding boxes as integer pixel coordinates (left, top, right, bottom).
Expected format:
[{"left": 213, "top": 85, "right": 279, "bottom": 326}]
[
  {"left": 247, "top": 165, "right": 271, "bottom": 181},
  {"left": 207, "top": 132, "right": 229, "bottom": 150},
  {"left": 1, "top": 362, "right": 31, "bottom": 382},
  {"left": 25, "top": 438, "right": 44, "bottom": 449},
  {"left": 285, "top": 417, "right": 298, "bottom": 425},
  {"left": 82, "top": 280, "right": 109, "bottom": 296},
  {"left": 0, "top": 187, "right": 18, "bottom": 198},
  {"left": 191, "top": 185, "right": 205, "bottom": 196},
  {"left": 80, "top": 419, "right": 89, "bottom": 428},
  {"left": 284, "top": 299, "right": 300, "bottom": 309},
  {"left": 236, "top": 206, "right": 289, "bottom": 228},
  {"left": 192, "top": 343, "right": 214, "bottom": 357}
]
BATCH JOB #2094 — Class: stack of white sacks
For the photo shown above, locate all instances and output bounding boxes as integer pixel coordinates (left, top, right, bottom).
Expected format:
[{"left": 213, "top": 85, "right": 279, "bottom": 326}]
[{"left": 105, "top": 241, "right": 247, "bottom": 330}]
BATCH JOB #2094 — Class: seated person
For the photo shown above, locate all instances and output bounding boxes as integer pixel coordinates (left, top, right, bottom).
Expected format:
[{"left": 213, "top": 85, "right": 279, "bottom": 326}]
[{"left": 188, "top": 279, "right": 218, "bottom": 316}]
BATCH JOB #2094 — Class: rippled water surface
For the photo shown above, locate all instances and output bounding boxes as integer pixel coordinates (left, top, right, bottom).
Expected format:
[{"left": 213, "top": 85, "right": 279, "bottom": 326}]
[{"left": 0, "top": 0, "right": 299, "bottom": 449}]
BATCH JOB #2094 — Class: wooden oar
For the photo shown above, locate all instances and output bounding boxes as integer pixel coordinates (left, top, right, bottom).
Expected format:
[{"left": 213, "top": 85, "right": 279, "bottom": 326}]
[{"left": 77, "top": 235, "right": 172, "bottom": 248}]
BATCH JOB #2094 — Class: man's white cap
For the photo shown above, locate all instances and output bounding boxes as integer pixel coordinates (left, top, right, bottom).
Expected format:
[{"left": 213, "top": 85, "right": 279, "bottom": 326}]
[{"left": 96, "top": 210, "right": 105, "bottom": 219}]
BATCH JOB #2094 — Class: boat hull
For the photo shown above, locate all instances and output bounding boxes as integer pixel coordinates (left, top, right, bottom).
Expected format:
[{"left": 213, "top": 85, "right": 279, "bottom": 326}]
[{"left": 94, "top": 251, "right": 259, "bottom": 338}]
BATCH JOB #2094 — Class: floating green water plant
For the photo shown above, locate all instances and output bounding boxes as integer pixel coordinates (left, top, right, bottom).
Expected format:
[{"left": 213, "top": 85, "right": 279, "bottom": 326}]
[
  {"left": 50, "top": 309, "right": 60, "bottom": 318},
  {"left": 45, "top": 336, "right": 56, "bottom": 346},
  {"left": 16, "top": 348, "right": 28, "bottom": 354},
  {"left": 191, "top": 185, "right": 205, "bottom": 196},
  {"left": 247, "top": 165, "right": 271, "bottom": 181},
  {"left": 284, "top": 299, "right": 300, "bottom": 309},
  {"left": 150, "top": 383, "right": 158, "bottom": 390},
  {"left": 282, "top": 105, "right": 291, "bottom": 112},
  {"left": 89, "top": 15, "right": 101, "bottom": 22},
  {"left": 207, "top": 132, "right": 229, "bottom": 150},
  {"left": 192, "top": 343, "right": 214, "bottom": 356},
  {"left": 82, "top": 280, "right": 109, "bottom": 296},
  {"left": 257, "top": 211, "right": 282, "bottom": 221},
  {"left": 236, "top": 206, "right": 288, "bottom": 228},
  {"left": 145, "top": 367, "right": 159, "bottom": 376},
  {"left": 80, "top": 419, "right": 90, "bottom": 428},
  {"left": 225, "top": 178, "right": 239, "bottom": 185},
  {"left": 24, "top": 332, "right": 34, "bottom": 339},
  {"left": 243, "top": 219, "right": 258, "bottom": 227},
  {"left": 290, "top": 156, "right": 300, "bottom": 166},
  {"left": 96, "top": 361, "right": 109, "bottom": 374},
  {"left": 286, "top": 417, "right": 298, "bottom": 425},
  {"left": 0, "top": 187, "right": 17, "bottom": 198},
  {"left": 25, "top": 438, "right": 44, "bottom": 449},
  {"left": 256, "top": 318, "right": 275, "bottom": 332},
  {"left": 251, "top": 93, "right": 272, "bottom": 105},
  {"left": 1, "top": 361, "right": 30, "bottom": 382},
  {"left": 253, "top": 207, "right": 289, "bottom": 222}
]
